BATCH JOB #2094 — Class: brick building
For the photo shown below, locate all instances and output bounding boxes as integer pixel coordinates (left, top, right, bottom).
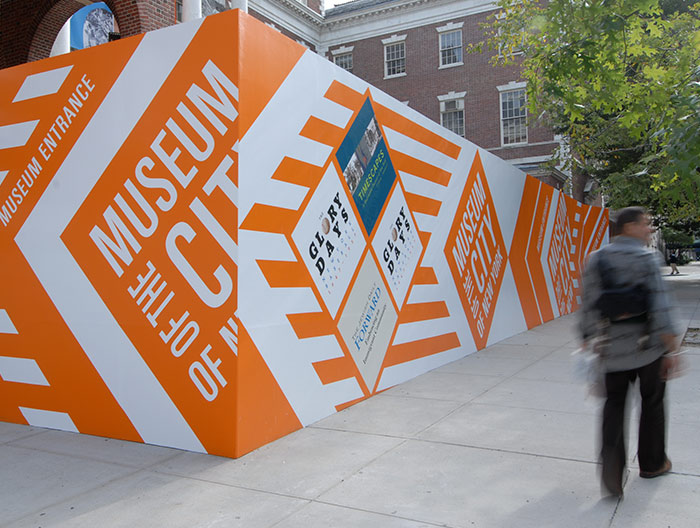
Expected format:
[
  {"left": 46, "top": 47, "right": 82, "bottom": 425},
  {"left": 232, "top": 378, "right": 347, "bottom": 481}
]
[{"left": 0, "top": 0, "right": 568, "bottom": 190}]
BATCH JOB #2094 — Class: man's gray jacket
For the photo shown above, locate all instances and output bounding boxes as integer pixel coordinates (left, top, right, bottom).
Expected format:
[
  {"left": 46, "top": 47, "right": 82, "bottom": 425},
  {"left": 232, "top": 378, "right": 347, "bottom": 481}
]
[{"left": 578, "top": 235, "right": 679, "bottom": 372}]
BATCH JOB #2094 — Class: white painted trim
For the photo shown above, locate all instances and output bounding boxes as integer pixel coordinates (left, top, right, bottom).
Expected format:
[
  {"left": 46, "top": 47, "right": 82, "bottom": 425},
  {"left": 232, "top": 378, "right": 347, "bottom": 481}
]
[
  {"left": 437, "top": 91, "right": 467, "bottom": 101},
  {"left": 436, "top": 21, "right": 464, "bottom": 32},
  {"left": 438, "top": 61, "right": 463, "bottom": 70},
  {"left": 330, "top": 45, "right": 354, "bottom": 55},
  {"left": 497, "top": 80, "right": 527, "bottom": 91},
  {"left": 323, "top": 0, "right": 497, "bottom": 49},
  {"left": 384, "top": 72, "right": 408, "bottom": 80},
  {"left": 381, "top": 33, "right": 407, "bottom": 45}
]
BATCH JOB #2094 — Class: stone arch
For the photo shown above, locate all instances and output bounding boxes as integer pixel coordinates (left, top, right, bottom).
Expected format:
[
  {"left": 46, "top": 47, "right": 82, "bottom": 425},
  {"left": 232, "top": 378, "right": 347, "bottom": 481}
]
[
  {"left": 1, "top": 0, "right": 176, "bottom": 70},
  {"left": 27, "top": 0, "right": 89, "bottom": 62}
]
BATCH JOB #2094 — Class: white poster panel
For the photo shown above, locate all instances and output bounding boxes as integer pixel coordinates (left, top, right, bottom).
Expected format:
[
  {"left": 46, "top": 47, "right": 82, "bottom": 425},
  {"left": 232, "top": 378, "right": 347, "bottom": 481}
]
[
  {"left": 291, "top": 165, "right": 365, "bottom": 318},
  {"left": 337, "top": 253, "right": 398, "bottom": 391},
  {"left": 370, "top": 185, "right": 422, "bottom": 308}
]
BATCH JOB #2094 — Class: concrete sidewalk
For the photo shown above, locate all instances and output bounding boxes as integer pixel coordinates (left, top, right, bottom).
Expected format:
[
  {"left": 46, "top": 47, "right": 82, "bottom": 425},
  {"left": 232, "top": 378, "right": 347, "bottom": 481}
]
[{"left": 2, "top": 273, "right": 699, "bottom": 528}]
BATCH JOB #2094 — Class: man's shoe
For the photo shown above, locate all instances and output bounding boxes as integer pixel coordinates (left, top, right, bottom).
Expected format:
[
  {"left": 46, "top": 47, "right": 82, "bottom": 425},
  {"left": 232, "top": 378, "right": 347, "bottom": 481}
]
[{"left": 640, "top": 458, "right": 672, "bottom": 479}]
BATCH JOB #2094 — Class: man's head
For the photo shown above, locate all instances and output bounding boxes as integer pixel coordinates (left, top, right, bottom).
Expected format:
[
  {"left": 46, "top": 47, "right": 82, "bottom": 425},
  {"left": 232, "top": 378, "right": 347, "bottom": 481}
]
[{"left": 615, "top": 206, "right": 652, "bottom": 243}]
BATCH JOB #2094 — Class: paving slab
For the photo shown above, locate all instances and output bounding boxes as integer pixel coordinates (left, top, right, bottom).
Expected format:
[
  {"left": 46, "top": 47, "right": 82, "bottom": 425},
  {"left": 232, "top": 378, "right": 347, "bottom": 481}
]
[
  {"left": 470, "top": 377, "right": 603, "bottom": 415},
  {"left": 0, "top": 445, "right": 138, "bottom": 525},
  {"left": 152, "top": 427, "right": 403, "bottom": 500},
  {"left": 310, "top": 394, "right": 463, "bottom": 438},
  {"left": 379, "top": 370, "right": 503, "bottom": 403},
  {"left": 0, "top": 422, "right": 44, "bottom": 444},
  {"left": 8, "top": 429, "right": 180, "bottom": 468},
  {"left": 318, "top": 439, "right": 616, "bottom": 528},
  {"left": 271, "top": 501, "right": 438, "bottom": 528},
  {"left": 7, "top": 469, "right": 308, "bottom": 528},
  {"left": 417, "top": 402, "right": 599, "bottom": 462},
  {"left": 513, "top": 358, "right": 584, "bottom": 383},
  {"left": 611, "top": 472, "right": 700, "bottom": 528},
  {"left": 471, "top": 343, "right": 560, "bottom": 361},
  {"left": 433, "top": 354, "right": 533, "bottom": 378}
]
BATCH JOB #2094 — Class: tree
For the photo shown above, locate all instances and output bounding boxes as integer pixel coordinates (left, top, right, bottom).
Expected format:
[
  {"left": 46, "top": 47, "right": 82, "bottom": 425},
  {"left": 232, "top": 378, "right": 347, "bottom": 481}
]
[{"left": 477, "top": 0, "right": 700, "bottom": 222}]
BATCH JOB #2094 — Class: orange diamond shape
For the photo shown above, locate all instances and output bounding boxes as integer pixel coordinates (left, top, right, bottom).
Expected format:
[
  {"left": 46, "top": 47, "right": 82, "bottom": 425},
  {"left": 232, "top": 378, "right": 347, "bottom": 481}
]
[
  {"left": 444, "top": 152, "right": 507, "bottom": 350},
  {"left": 547, "top": 195, "right": 575, "bottom": 315}
]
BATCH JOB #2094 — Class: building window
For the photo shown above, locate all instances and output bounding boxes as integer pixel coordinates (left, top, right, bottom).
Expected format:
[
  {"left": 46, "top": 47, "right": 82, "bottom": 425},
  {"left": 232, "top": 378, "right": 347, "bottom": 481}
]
[
  {"left": 334, "top": 53, "right": 353, "bottom": 71},
  {"left": 500, "top": 87, "right": 528, "bottom": 145},
  {"left": 382, "top": 35, "right": 407, "bottom": 78},
  {"left": 436, "top": 22, "right": 464, "bottom": 68},
  {"left": 439, "top": 30, "right": 462, "bottom": 67},
  {"left": 332, "top": 46, "right": 354, "bottom": 72},
  {"left": 176, "top": 0, "right": 183, "bottom": 22},
  {"left": 438, "top": 91, "right": 466, "bottom": 137},
  {"left": 496, "top": 13, "right": 524, "bottom": 57}
]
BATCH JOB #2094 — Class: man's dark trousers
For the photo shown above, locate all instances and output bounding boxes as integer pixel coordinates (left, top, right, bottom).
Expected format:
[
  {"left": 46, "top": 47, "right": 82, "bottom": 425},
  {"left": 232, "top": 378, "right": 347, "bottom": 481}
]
[{"left": 601, "top": 356, "right": 667, "bottom": 492}]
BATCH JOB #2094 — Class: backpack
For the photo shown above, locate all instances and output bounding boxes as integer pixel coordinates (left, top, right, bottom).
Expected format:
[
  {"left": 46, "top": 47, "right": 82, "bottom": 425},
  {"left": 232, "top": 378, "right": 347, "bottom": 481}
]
[{"left": 594, "top": 251, "right": 650, "bottom": 322}]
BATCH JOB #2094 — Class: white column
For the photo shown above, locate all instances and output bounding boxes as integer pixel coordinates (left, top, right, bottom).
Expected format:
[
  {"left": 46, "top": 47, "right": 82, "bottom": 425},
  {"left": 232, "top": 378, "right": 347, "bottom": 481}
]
[
  {"left": 183, "top": 0, "right": 203, "bottom": 21},
  {"left": 50, "top": 20, "right": 71, "bottom": 57},
  {"left": 229, "top": 0, "right": 248, "bottom": 13}
]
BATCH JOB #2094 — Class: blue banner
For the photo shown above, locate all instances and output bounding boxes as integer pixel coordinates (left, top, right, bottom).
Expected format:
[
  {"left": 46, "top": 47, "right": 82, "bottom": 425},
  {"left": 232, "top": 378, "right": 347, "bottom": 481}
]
[
  {"left": 70, "top": 2, "right": 112, "bottom": 51},
  {"left": 336, "top": 99, "right": 397, "bottom": 235}
]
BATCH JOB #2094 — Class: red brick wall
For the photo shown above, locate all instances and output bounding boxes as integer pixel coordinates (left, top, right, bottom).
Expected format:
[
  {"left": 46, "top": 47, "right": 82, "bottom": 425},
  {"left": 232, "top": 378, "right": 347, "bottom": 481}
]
[
  {"left": 27, "top": 0, "right": 86, "bottom": 62},
  {"left": 329, "top": 11, "right": 557, "bottom": 159},
  {"left": 307, "top": 0, "right": 322, "bottom": 15},
  {"left": 111, "top": 0, "right": 175, "bottom": 37}
]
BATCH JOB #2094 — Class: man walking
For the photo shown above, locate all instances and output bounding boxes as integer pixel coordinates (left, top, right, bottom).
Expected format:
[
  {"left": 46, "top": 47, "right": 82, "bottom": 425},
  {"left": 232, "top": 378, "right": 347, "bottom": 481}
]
[{"left": 579, "top": 207, "right": 681, "bottom": 497}]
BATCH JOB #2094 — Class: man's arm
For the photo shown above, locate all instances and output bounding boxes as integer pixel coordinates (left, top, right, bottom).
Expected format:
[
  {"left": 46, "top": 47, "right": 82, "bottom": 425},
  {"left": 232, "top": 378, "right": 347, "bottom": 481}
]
[{"left": 578, "top": 252, "right": 602, "bottom": 346}]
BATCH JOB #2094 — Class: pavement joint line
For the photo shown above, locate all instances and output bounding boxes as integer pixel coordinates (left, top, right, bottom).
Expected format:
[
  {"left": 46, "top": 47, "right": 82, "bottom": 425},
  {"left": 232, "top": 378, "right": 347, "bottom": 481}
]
[
  {"left": 296, "top": 498, "right": 457, "bottom": 528},
  {"left": 606, "top": 493, "right": 623, "bottom": 528},
  {"left": 306, "top": 438, "right": 410, "bottom": 502},
  {"left": 266, "top": 499, "right": 314, "bottom": 528},
  {"left": 403, "top": 436, "right": 601, "bottom": 467},
  {"left": 151, "top": 438, "right": 413, "bottom": 504},
  {"left": 0, "top": 427, "right": 47, "bottom": 445},
  {"left": 306, "top": 424, "right": 602, "bottom": 468},
  {"left": 4, "top": 438, "right": 183, "bottom": 472}
]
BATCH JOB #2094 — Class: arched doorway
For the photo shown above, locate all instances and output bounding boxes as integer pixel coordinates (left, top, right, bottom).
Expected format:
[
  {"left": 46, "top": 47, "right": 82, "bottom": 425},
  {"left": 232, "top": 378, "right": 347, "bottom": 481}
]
[{"left": 0, "top": 0, "right": 176, "bottom": 69}]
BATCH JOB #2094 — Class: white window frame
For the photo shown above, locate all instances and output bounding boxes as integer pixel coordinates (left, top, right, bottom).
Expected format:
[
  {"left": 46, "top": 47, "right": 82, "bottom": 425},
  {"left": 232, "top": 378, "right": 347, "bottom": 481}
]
[
  {"left": 498, "top": 82, "right": 528, "bottom": 146},
  {"left": 438, "top": 91, "right": 466, "bottom": 137},
  {"left": 382, "top": 34, "right": 407, "bottom": 79},
  {"left": 331, "top": 45, "right": 354, "bottom": 72},
  {"left": 496, "top": 13, "right": 525, "bottom": 58},
  {"left": 436, "top": 22, "right": 464, "bottom": 69}
]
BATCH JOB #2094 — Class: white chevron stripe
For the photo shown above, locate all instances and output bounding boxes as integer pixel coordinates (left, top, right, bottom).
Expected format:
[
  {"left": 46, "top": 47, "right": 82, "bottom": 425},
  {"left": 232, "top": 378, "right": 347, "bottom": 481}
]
[
  {"left": 312, "top": 96, "right": 354, "bottom": 130},
  {"left": 377, "top": 345, "right": 466, "bottom": 392},
  {"left": 321, "top": 377, "right": 364, "bottom": 407},
  {"left": 383, "top": 126, "right": 457, "bottom": 169},
  {"left": 399, "top": 170, "right": 448, "bottom": 201},
  {"left": 0, "top": 170, "right": 8, "bottom": 186},
  {"left": 19, "top": 407, "right": 78, "bottom": 432},
  {"left": 13, "top": 66, "right": 73, "bottom": 102},
  {"left": 393, "top": 315, "right": 460, "bottom": 346},
  {"left": 15, "top": 20, "right": 206, "bottom": 453},
  {"left": 0, "top": 309, "right": 18, "bottom": 334},
  {"left": 0, "top": 356, "right": 49, "bottom": 386},
  {"left": 0, "top": 120, "right": 40, "bottom": 149}
]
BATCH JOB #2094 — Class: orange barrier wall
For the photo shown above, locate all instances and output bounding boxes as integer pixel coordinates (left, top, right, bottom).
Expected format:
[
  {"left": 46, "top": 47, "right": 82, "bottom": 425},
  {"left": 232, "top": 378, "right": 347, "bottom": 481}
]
[{"left": 0, "top": 10, "right": 607, "bottom": 457}]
